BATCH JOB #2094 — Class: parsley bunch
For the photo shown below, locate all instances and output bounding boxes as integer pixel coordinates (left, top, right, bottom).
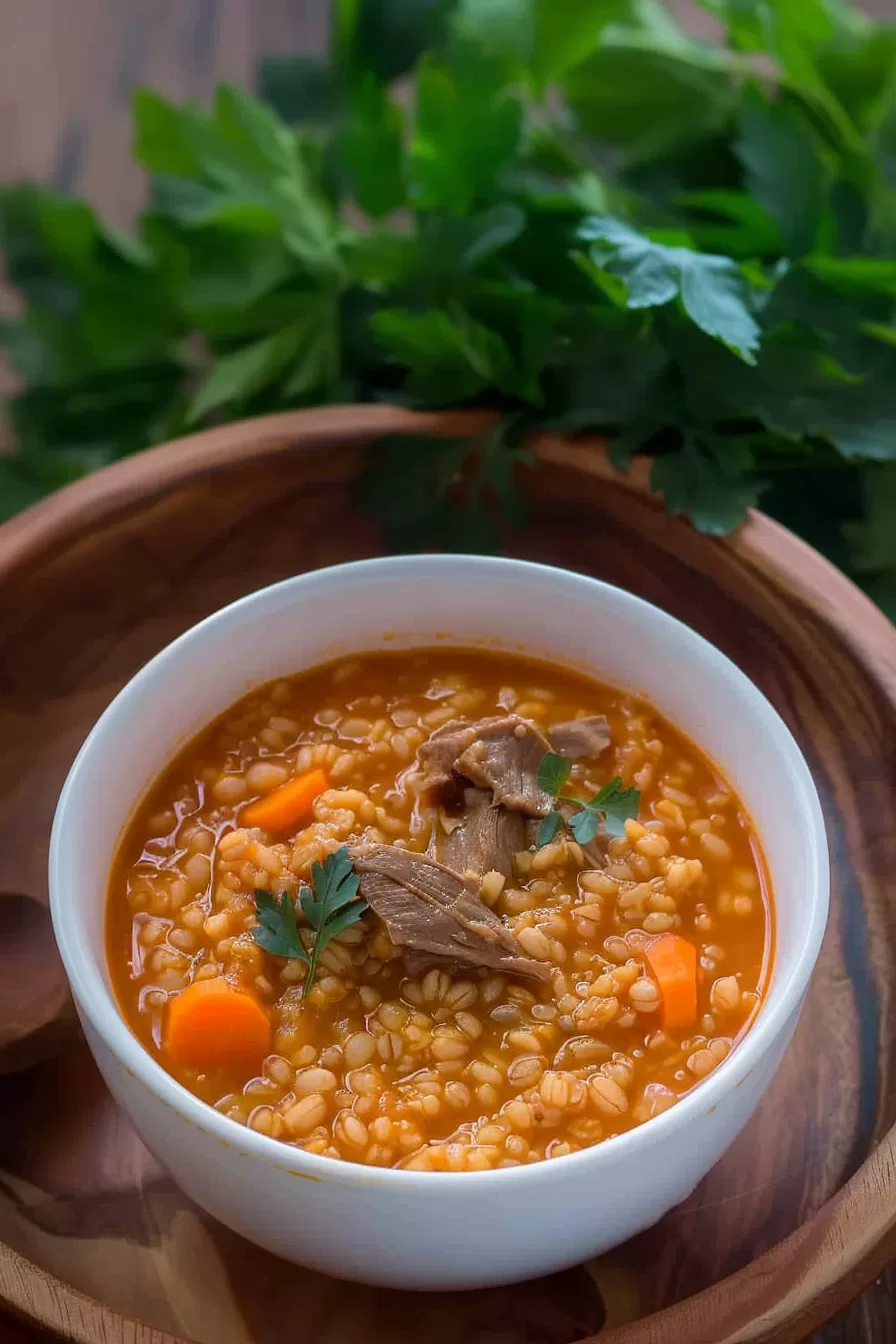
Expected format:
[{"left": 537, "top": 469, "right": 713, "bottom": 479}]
[
  {"left": 537, "top": 751, "right": 641, "bottom": 847},
  {"left": 2, "top": 0, "right": 896, "bottom": 615}
]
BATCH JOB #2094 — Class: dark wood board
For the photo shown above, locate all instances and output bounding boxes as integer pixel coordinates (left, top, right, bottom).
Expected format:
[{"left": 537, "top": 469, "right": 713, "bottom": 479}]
[
  {"left": 0, "top": 407, "right": 895, "bottom": 1343},
  {"left": 1, "top": 1, "right": 895, "bottom": 1338}
]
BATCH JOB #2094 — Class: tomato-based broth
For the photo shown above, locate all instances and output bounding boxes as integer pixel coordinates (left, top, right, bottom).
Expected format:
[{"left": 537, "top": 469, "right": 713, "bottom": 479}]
[{"left": 107, "top": 649, "right": 772, "bottom": 1171}]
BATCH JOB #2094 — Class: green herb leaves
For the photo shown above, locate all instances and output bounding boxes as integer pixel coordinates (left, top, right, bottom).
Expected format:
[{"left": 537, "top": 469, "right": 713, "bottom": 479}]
[
  {"left": 735, "top": 88, "right": 829, "bottom": 259},
  {"left": 3, "top": 0, "right": 896, "bottom": 612},
  {"left": 650, "top": 435, "right": 764, "bottom": 536},
  {"left": 536, "top": 751, "right": 641, "bottom": 847},
  {"left": 252, "top": 846, "right": 368, "bottom": 999},
  {"left": 537, "top": 751, "right": 572, "bottom": 798},
  {"left": 457, "top": 0, "right": 620, "bottom": 86},
  {"left": 574, "top": 778, "right": 642, "bottom": 844},
  {"left": 411, "top": 45, "right": 522, "bottom": 214},
  {"left": 579, "top": 218, "right": 762, "bottom": 363},
  {"left": 253, "top": 889, "right": 306, "bottom": 960},
  {"left": 301, "top": 846, "right": 367, "bottom": 938}
]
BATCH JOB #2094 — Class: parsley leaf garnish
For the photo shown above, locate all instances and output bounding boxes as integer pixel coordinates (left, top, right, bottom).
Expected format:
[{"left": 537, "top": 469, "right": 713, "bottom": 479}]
[
  {"left": 537, "top": 752, "right": 641, "bottom": 848},
  {"left": 536, "top": 752, "right": 572, "bottom": 844},
  {"left": 585, "top": 777, "right": 642, "bottom": 841},
  {"left": 253, "top": 888, "right": 306, "bottom": 960},
  {"left": 537, "top": 751, "right": 572, "bottom": 797},
  {"left": 536, "top": 810, "right": 565, "bottom": 847},
  {"left": 252, "top": 845, "right": 368, "bottom": 999}
]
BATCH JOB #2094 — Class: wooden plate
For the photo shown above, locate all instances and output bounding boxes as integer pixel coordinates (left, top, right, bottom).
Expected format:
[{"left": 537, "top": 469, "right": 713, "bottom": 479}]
[{"left": 1, "top": 405, "right": 895, "bottom": 1344}]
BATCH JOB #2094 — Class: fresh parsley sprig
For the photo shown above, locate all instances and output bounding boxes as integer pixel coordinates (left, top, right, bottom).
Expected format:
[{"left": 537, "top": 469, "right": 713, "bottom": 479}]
[
  {"left": 253, "top": 889, "right": 306, "bottom": 960},
  {"left": 537, "top": 751, "right": 640, "bottom": 848},
  {"left": 252, "top": 845, "right": 368, "bottom": 999}
]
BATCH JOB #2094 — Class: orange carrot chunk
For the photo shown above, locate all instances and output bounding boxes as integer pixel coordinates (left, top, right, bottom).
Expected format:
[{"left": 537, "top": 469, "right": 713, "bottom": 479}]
[
  {"left": 242, "top": 767, "right": 328, "bottom": 833},
  {"left": 164, "top": 977, "right": 271, "bottom": 1069},
  {"left": 644, "top": 933, "right": 698, "bottom": 1032}
]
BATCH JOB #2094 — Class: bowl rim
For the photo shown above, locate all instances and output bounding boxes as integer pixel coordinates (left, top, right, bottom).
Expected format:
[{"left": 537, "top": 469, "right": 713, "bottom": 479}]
[{"left": 49, "top": 551, "right": 829, "bottom": 1192}]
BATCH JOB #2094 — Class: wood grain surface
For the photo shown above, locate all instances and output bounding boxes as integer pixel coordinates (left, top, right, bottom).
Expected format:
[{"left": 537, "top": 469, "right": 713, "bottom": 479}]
[
  {"left": 0, "top": 407, "right": 895, "bottom": 1344},
  {"left": 0, "top": 891, "right": 73, "bottom": 1077},
  {"left": 1, "top": 3, "right": 895, "bottom": 1341}
]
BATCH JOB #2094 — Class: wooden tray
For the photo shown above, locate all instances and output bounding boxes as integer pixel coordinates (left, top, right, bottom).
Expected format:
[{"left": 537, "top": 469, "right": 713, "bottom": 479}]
[{"left": 1, "top": 405, "right": 895, "bottom": 1344}]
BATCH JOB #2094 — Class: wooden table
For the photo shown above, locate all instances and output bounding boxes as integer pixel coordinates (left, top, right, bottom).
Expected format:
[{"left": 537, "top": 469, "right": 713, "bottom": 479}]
[{"left": 0, "top": 3, "right": 893, "bottom": 1341}]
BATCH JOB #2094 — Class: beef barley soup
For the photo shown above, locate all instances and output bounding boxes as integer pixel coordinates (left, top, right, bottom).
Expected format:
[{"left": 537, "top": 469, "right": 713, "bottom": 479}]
[{"left": 107, "top": 649, "right": 772, "bottom": 1172}]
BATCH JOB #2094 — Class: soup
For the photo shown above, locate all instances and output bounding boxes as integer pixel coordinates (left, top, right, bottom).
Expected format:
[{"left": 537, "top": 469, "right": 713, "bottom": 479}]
[{"left": 107, "top": 649, "right": 772, "bottom": 1171}]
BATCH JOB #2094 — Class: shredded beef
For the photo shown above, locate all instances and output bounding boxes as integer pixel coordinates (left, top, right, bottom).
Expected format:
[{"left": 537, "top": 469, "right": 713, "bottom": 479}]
[
  {"left": 437, "top": 787, "right": 526, "bottom": 879},
  {"left": 548, "top": 716, "right": 611, "bottom": 761},
  {"left": 352, "top": 844, "right": 550, "bottom": 982}
]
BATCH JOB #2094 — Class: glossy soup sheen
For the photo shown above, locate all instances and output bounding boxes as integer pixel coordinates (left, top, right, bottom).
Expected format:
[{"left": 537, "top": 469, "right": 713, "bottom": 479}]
[{"left": 108, "top": 649, "right": 773, "bottom": 1172}]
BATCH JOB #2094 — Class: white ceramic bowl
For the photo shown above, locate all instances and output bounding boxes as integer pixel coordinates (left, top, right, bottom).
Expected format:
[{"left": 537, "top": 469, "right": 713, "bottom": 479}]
[{"left": 49, "top": 556, "right": 828, "bottom": 1289}]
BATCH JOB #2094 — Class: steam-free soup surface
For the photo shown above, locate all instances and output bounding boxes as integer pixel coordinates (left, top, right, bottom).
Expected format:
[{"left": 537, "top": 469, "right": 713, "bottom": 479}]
[{"left": 108, "top": 649, "right": 772, "bottom": 1171}]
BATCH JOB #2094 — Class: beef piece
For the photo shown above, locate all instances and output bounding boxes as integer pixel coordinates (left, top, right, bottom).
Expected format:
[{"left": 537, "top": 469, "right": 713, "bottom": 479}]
[
  {"left": 402, "top": 949, "right": 455, "bottom": 978},
  {"left": 415, "top": 714, "right": 552, "bottom": 815},
  {"left": 438, "top": 788, "right": 526, "bottom": 879},
  {"left": 416, "top": 717, "right": 506, "bottom": 793},
  {"left": 352, "top": 844, "right": 550, "bottom": 982},
  {"left": 454, "top": 717, "right": 553, "bottom": 816},
  {"left": 548, "top": 716, "right": 611, "bottom": 761}
]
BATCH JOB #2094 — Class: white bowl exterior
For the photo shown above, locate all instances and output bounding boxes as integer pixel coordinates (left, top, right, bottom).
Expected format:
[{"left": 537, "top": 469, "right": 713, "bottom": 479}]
[
  {"left": 82, "top": 1007, "right": 800, "bottom": 1288},
  {"left": 50, "top": 557, "right": 828, "bottom": 1288}
]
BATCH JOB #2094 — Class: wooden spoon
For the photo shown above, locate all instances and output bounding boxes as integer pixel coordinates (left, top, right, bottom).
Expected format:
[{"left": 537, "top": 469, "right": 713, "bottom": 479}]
[{"left": 0, "top": 890, "right": 75, "bottom": 1074}]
